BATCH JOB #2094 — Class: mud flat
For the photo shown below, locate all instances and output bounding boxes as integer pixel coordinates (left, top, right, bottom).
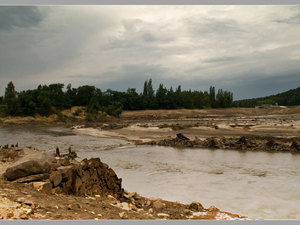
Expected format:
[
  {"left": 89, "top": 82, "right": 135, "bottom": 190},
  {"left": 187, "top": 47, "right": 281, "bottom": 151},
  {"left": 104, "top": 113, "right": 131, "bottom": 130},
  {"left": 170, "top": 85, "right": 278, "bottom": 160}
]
[
  {"left": 0, "top": 147, "right": 248, "bottom": 220},
  {"left": 68, "top": 108, "right": 300, "bottom": 153}
]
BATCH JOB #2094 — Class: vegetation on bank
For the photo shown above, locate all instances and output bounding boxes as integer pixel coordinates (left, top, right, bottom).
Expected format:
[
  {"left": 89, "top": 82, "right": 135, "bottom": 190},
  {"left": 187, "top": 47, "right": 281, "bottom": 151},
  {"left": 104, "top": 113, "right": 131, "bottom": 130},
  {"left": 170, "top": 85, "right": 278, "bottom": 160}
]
[
  {"left": 233, "top": 86, "right": 300, "bottom": 108},
  {"left": 0, "top": 80, "right": 233, "bottom": 120}
]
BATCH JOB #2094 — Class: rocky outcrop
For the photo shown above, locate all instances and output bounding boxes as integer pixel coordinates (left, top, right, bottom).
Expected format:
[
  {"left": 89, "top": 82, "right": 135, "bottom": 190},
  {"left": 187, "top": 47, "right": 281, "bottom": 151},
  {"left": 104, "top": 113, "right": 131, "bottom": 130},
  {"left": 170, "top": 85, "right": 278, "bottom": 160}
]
[
  {"left": 2, "top": 150, "right": 124, "bottom": 199},
  {"left": 48, "top": 158, "right": 123, "bottom": 198},
  {"left": 143, "top": 134, "right": 300, "bottom": 153}
]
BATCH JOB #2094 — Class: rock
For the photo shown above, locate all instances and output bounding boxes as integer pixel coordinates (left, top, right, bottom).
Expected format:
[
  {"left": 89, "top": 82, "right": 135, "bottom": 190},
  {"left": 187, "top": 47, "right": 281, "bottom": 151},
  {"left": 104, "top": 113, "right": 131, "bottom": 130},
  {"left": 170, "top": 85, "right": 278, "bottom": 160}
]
[
  {"left": 157, "top": 213, "right": 170, "bottom": 219},
  {"left": 266, "top": 139, "right": 275, "bottom": 148},
  {"left": 74, "top": 176, "right": 82, "bottom": 193},
  {"left": 129, "top": 203, "right": 138, "bottom": 211},
  {"left": 188, "top": 201, "right": 204, "bottom": 212},
  {"left": 57, "top": 165, "right": 74, "bottom": 179},
  {"left": 6, "top": 212, "right": 14, "bottom": 219},
  {"left": 3, "top": 151, "right": 57, "bottom": 181},
  {"left": 15, "top": 173, "right": 49, "bottom": 183},
  {"left": 145, "top": 200, "right": 151, "bottom": 207},
  {"left": 119, "top": 212, "right": 128, "bottom": 219},
  {"left": 57, "top": 158, "right": 70, "bottom": 166},
  {"left": 176, "top": 133, "right": 190, "bottom": 140},
  {"left": 20, "top": 214, "right": 29, "bottom": 220},
  {"left": 121, "top": 202, "right": 130, "bottom": 211},
  {"left": 107, "top": 195, "right": 115, "bottom": 200},
  {"left": 153, "top": 200, "right": 166, "bottom": 210},
  {"left": 32, "top": 182, "right": 52, "bottom": 194},
  {"left": 237, "top": 136, "right": 247, "bottom": 145},
  {"left": 291, "top": 141, "right": 300, "bottom": 151},
  {"left": 81, "top": 169, "right": 90, "bottom": 183},
  {"left": 208, "top": 205, "right": 219, "bottom": 212},
  {"left": 184, "top": 209, "right": 192, "bottom": 215},
  {"left": 88, "top": 158, "right": 102, "bottom": 168},
  {"left": 67, "top": 203, "right": 81, "bottom": 210},
  {"left": 207, "top": 138, "right": 218, "bottom": 148},
  {"left": 52, "top": 187, "right": 63, "bottom": 194},
  {"left": 148, "top": 208, "right": 153, "bottom": 213},
  {"left": 128, "top": 192, "right": 136, "bottom": 198},
  {"left": 49, "top": 171, "right": 62, "bottom": 187}
]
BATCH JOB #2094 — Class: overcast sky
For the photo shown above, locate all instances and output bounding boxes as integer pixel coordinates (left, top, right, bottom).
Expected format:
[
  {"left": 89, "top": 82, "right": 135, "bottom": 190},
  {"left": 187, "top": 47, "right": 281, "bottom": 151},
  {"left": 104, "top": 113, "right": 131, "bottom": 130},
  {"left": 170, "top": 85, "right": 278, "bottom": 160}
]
[{"left": 0, "top": 5, "right": 300, "bottom": 100}]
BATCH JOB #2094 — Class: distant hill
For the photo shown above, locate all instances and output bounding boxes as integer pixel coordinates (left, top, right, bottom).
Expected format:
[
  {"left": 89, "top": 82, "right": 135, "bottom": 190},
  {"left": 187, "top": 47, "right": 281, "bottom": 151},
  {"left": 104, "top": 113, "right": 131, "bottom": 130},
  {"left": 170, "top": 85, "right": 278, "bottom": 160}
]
[{"left": 233, "top": 87, "right": 300, "bottom": 108}]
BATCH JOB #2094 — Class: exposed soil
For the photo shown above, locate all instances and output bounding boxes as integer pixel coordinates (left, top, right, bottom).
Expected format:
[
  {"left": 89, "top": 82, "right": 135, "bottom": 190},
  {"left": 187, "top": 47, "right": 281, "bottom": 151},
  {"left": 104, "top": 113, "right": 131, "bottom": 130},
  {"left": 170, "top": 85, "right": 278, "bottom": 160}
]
[{"left": 0, "top": 147, "right": 248, "bottom": 220}]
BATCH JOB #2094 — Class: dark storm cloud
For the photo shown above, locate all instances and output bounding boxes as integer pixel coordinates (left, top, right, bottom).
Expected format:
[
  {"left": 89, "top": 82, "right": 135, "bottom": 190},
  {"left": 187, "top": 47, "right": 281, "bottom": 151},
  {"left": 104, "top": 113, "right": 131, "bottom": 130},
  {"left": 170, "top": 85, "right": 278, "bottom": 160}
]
[
  {"left": 229, "top": 72, "right": 300, "bottom": 100},
  {"left": 0, "top": 6, "right": 44, "bottom": 30}
]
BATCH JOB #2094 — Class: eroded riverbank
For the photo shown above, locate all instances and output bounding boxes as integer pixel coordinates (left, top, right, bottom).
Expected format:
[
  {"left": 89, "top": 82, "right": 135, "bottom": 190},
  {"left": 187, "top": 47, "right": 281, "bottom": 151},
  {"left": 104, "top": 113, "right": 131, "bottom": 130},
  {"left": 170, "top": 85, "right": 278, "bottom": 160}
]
[
  {"left": 0, "top": 146, "right": 248, "bottom": 220},
  {"left": 1, "top": 108, "right": 300, "bottom": 219}
]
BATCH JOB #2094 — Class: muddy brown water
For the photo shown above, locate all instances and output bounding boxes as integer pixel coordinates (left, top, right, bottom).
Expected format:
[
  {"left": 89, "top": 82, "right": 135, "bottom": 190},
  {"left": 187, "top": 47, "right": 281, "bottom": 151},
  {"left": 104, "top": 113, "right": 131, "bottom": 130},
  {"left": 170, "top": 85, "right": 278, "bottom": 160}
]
[{"left": 1, "top": 126, "right": 300, "bottom": 220}]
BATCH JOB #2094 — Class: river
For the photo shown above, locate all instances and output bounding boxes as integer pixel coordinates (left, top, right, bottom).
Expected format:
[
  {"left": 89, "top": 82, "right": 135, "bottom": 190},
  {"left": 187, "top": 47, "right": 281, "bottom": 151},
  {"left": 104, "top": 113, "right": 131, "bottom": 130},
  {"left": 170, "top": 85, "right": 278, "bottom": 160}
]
[{"left": 1, "top": 125, "right": 300, "bottom": 220}]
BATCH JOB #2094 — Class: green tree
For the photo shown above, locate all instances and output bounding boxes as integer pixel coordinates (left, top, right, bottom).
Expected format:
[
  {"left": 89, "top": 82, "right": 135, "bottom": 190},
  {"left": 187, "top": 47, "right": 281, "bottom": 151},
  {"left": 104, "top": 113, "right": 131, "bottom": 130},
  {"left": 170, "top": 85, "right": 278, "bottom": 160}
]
[
  {"left": 37, "top": 90, "right": 52, "bottom": 116},
  {"left": 156, "top": 83, "right": 167, "bottom": 108},
  {"left": 166, "top": 86, "right": 176, "bottom": 109},
  {"left": 123, "top": 88, "right": 143, "bottom": 110},
  {"left": 75, "top": 85, "right": 96, "bottom": 106},
  {"left": 142, "top": 79, "right": 155, "bottom": 108},
  {"left": 18, "top": 90, "right": 37, "bottom": 116},
  {"left": 87, "top": 94, "right": 100, "bottom": 114},
  {"left": 48, "top": 83, "right": 65, "bottom": 108},
  {"left": 4, "top": 81, "right": 20, "bottom": 115},
  {"left": 174, "top": 85, "right": 184, "bottom": 108},
  {"left": 209, "top": 86, "right": 216, "bottom": 108}
]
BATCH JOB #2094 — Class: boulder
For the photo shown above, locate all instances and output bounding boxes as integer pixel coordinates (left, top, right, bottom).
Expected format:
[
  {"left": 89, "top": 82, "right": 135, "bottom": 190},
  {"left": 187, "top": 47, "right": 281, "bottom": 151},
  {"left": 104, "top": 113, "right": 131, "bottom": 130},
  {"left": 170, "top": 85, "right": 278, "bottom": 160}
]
[
  {"left": 56, "top": 165, "right": 74, "bottom": 179},
  {"left": 153, "top": 200, "right": 166, "bottom": 210},
  {"left": 49, "top": 171, "right": 62, "bottom": 187},
  {"left": 188, "top": 201, "right": 204, "bottom": 212},
  {"left": 32, "top": 182, "right": 52, "bottom": 194},
  {"left": 3, "top": 151, "right": 57, "bottom": 181}
]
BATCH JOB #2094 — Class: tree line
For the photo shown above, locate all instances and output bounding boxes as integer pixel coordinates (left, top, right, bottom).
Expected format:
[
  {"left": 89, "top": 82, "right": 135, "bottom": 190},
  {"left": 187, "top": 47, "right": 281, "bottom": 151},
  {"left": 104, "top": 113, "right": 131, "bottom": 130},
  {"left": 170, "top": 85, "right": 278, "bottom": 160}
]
[
  {"left": 0, "top": 79, "right": 233, "bottom": 119},
  {"left": 233, "top": 86, "right": 300, "bottom": 108}
]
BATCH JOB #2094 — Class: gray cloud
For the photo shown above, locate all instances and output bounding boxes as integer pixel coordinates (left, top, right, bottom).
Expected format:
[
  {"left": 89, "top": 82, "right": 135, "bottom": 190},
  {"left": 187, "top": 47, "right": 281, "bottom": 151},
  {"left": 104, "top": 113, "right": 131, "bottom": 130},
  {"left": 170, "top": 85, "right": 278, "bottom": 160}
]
[
  {"left": 0, "top": 6, "right": 44, "bottom": 30},
  {"left": 1, "top": 6, "right": 300, "bottom": 100},
  {"left": 67, "top": 63, "right": 169, "bottom": 92}
]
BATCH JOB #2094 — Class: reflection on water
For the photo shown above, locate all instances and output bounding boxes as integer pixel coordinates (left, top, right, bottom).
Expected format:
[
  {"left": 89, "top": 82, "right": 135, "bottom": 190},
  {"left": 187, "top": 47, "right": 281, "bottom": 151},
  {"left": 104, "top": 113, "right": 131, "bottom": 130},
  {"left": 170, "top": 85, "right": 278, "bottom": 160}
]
[{"left": 1, "top": 126, "right": 300, "bottom": 219}]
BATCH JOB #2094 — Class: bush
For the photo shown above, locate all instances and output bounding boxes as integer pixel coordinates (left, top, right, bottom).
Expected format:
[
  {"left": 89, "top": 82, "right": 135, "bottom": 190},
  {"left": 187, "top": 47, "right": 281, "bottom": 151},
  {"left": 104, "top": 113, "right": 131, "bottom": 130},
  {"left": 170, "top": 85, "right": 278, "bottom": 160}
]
[
  {"left": 73, "top": 108, "right": 82, "bottom": 116},
  {"left": 0, "top": 104, "right": 8, "bottom": 117},
  {"left": 85, "top": 112, "right": 94, "bottom": 122},
  {"left": 105, "top": 102, "right": 123, "bottom": 117},
  {"left": 56, "top": 111, "right": 66, "bottom": 122}
]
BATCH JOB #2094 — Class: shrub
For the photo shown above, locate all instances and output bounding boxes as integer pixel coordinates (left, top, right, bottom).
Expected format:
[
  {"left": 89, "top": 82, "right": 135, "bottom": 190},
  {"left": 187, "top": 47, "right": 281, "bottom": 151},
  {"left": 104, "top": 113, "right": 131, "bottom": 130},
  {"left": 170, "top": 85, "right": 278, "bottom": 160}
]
[
  {"left": 85, "top": 112, "right": 94, "bottom": 122},
  {"left": 56, "top": 111, "right": 66, "bottom": 122},
  {"left": 105, "top": 102, "right": 123, "bottom": 117},
  {"left": 0, "top": 104, "right": 8, "bottom": 117},
  {"left": 73, "top": 108, "right": 82, "bottom": 116}
]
